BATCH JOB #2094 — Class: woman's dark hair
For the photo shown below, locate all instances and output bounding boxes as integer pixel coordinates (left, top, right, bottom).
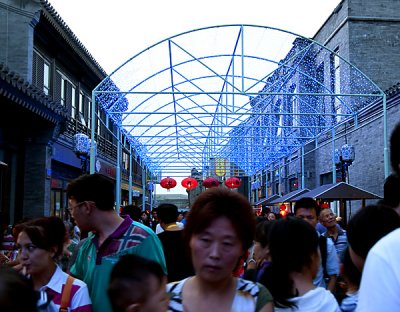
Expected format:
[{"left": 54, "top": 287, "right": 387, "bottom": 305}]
[
  {"left": 18, "top": 216, "right": 67, "bottom": 259},
  {"left": 255, "top": 220, "right": 274, "bottom": 248},
  {"left": 184, "top": 187, "right": 255, "bottom": 253},
  {"left": 347, "top": 204, "right": 400, "bottom": 260},
  {"left": 259, "top": 217, "right": 319, "bottom": 309},
  {"left": 342, "top": 248, "right": 361, "bottom": 287}
]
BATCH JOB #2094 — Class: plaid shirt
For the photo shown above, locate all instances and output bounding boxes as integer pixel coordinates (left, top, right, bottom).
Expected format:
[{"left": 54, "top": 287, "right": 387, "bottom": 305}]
[{"left": 323, "top": 228, "right": 348, "bottom": 263}]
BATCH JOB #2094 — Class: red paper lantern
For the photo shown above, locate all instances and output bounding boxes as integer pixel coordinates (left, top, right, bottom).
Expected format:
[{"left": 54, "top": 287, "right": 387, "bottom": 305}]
[
  {"left": 181, "top": 177, "right": 198, "bottom": 190},
  {"left": 321, "top": 202, "right": 330, "bottom": 209},
  {"left": 160, "top": 177, "right": 177, "bottom": 191},
  {"left": 202, "top": 177, "right": 220, "bottom": 188},
  {"left": 225, "top": 177, "right": 241, "bottom": 189}
]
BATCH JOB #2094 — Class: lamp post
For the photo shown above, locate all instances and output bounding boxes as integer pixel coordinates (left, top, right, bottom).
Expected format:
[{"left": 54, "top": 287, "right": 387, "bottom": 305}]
[
  {"left": 334, "top": 144, "right": 355, "bottom": 226},
  {"left": 334, "top": 144, "right": 355, "bottom": 183},
  {"left": 73, "top": 133, "right": 96, "bottom": 174}
]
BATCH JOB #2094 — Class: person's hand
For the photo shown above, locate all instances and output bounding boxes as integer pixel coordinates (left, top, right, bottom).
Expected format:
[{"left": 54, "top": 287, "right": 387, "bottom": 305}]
[
  {"left": 63, "top": 243, "right": 72, "bottom": 257},
  {"left": 7, "top": 258, "right": 23, "bottom": 272},
  {"left": 246, "top": 258, "right": 257, "bottom": 269}
]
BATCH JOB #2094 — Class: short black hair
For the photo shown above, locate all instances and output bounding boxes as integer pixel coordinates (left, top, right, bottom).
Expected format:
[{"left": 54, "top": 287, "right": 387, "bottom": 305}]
[
  {"left": 108, "top": 254, "right": 166, "bottom": 312},
  {"left": 347, "top": 204, "right": 400, "bottom": 259},
  {"left": 120, "top": 205, "right": 142, "bottom": 221},
  {"left": 390, "top": 122, "right": 400, "bottom": 175},
  {"left": 294, "top": 197, "right": 321, "bottom": 216},
  {"left": 382, "top": 174, "right": 400, "bottom": 207},
  {"left": 66, "top": 173, "right": 115, "bottom": 211},
  {"left": 156, "top": 203, "right": 179, "bottom": 224}
]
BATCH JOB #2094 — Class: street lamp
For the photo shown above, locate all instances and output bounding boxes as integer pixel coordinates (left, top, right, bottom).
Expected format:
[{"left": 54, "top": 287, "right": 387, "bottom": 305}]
[
  {"left": 73, "top": 133, "right": 96, "bottom": 174},
  {"left": 334, "top": 144, "right": 355, "bottom": 183},
  {"left": 334, "top": 144, "right": 355, "bottom": 227}
]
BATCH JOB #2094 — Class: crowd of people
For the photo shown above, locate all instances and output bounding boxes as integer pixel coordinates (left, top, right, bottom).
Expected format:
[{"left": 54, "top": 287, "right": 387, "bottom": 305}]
[{"left": 0, "top": 121, "right": 399, "bottom": 312}]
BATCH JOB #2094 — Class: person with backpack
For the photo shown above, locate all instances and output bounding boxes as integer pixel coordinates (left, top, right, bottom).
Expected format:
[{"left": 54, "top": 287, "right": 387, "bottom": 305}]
[{"left": 294, "top": 197, "right": 339, "bottom": 292}]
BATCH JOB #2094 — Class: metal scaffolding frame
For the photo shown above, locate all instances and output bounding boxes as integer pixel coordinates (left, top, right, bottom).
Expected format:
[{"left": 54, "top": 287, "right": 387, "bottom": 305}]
[{"left": 90, "top": 24, "right": 386, "bottom": 185}]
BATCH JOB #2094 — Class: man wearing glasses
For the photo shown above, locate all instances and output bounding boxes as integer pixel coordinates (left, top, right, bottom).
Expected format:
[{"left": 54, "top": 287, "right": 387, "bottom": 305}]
[{"left": 67, "top": 173, "right": 166, "bottom": 312}]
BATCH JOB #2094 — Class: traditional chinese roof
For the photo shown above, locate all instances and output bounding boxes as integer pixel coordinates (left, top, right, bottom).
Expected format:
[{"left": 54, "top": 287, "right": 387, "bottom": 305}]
[{"left": 0, "top": 63, "right": 68, "bottom": 123}]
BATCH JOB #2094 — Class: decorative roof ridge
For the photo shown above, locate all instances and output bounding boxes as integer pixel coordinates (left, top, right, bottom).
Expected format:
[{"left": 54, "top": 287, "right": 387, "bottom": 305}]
[
  {"left": 385, "top": 82, "right": 400, "bottom": 97},
  {"left": 0, "top": 63, "right": 68, "bottom": 119},
  {"left": 40, "top": 0, "right": 108, "bottom": 78}
]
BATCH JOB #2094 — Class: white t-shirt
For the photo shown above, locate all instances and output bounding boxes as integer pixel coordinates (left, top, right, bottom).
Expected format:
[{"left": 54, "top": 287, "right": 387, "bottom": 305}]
[
  {"left": 356, "top": 228, "right": 400, "bottom": 312},
  {"left": 155, "top": 222, "right": 184, "bottom": 234},
  {"left": 275, "top": 287, "right": 340, "bottom": 312}
]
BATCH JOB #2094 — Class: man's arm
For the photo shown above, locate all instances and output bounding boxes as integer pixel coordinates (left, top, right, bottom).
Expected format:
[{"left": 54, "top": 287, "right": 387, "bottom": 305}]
[
  {"left": 325, "top": 237, "right": 339, "bottom": 292},
  {"left": 326, "top": 274, "right": 337, "bottom": 292}
]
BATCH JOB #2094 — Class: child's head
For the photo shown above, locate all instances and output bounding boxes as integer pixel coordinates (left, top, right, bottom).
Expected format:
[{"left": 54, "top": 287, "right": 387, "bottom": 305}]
[{"left": 108, "top": 254, "right": 168, "bottom": 312}]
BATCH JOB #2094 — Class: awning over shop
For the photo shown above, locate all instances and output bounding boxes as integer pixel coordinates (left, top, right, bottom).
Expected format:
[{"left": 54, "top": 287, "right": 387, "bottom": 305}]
[
  {"left": 269, "top": 188, "right": 311, "bottom": 205},
  {"left": 254, "top": 194, "right": 281, "bottom": 206},
  {"left": 291, "top": 182, "right": 382, "bottom": 201}
]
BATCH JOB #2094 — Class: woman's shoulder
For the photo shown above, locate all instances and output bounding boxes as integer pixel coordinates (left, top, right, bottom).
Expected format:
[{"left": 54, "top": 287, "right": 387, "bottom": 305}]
[
  {"left": 237, "top": 278, "right": 269, "bottom": 294},
  {"left": 235, "top": 278, "right": 273, "bottom": 311},
  {"left": 167, "top": 277, "right": 191, "bottom": 312},
  {"left": 167, "top": 277, "right": 190, "bottom": 293}
]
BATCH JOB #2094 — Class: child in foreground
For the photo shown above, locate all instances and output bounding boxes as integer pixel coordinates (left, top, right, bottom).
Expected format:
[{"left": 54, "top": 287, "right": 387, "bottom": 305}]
[{"left": 108, "top": 254, "right": 169, "bottom": 312}]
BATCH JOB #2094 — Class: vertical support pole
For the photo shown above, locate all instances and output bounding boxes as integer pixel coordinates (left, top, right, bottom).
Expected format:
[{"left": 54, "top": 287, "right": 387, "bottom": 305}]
[
  {"left": 241, "top": 25, "right": 244, "bottom": 93},
  {"left": 129, "top": 146, "right": 133, "bottom": 205},
  {"left": 301, "top": 146, "right": 305, "bottom": 189},
  {"left": 383, "top": 93, "right": 389, "bottom": 178},
  {"left": 332, "top": 128, "right": 337, "bottom": 183},
  {"left": 90, "top": 92, "right": 96, "bottom": 174},
  {"left": 141, "top": 164, "right": 146, "bottom": 211},
  {"left": 116, "top": 129, "right": 121, "bottom": 213},
  {"left": 332, "top": 127, "right": 338, "bottom": 214},
  {"left": 278, "top": 163, "right": 282, "bottom": 195},
  {"left": 153, "top": 181, "right": 157, "bottom": 210},
  {"left": 150, "top": 181, "right": 153, "bottom": 211},
  {"left": 255, "top": 175, "right": 259, "bottom": 206},
  {"left": 247, "top": 176, "right": 251, "bottom": 202}
]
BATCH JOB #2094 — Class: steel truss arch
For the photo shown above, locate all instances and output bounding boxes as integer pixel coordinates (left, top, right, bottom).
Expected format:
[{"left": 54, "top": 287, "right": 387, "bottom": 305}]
[{"left": 92, "top": 24, "right": 384, "bottom": 178}]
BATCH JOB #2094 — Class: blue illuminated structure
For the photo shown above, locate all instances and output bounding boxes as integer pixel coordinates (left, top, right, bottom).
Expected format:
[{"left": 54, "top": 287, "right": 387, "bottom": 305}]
[{"left": 91, "top": 25, "right": 386, "bottom": 182}]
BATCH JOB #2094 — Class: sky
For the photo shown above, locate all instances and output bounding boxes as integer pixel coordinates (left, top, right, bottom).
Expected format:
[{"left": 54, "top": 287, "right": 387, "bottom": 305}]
[{"left": 48, "top": 0, "right": 342, "bottom": 194}]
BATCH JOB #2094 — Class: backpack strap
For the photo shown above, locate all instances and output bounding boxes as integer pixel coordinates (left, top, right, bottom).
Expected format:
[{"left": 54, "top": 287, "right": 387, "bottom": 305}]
[
  {"left": 60, "top": 275, "right": 75, "bottom": 312},
  {"left": 319, "top": 235, "right": 328, "bottom": 278}
]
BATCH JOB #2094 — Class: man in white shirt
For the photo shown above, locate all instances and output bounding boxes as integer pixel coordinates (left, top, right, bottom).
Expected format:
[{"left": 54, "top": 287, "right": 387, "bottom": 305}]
[{"left": 356, "top": 228, "right": 400, "bottom": 311}]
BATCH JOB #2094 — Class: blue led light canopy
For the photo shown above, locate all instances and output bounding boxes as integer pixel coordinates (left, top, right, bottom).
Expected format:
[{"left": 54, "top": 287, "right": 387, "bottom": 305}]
[{"left": 93, "top": 24, "right": 384, "bottom": 178}]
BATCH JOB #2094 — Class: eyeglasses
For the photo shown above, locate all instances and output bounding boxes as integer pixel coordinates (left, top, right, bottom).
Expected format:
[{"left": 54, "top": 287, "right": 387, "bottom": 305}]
[{"left": 68, "top": 201, "right": 85, "bottom": 213}]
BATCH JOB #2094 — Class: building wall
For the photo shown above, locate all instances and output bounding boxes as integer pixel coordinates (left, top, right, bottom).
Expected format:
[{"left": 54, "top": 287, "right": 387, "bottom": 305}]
[
  {"left": 315, "top": 0, "right": 400, "bottom": 92},
  {"left": 0, "top": 0, "right": 39, "bottom": 81}
]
